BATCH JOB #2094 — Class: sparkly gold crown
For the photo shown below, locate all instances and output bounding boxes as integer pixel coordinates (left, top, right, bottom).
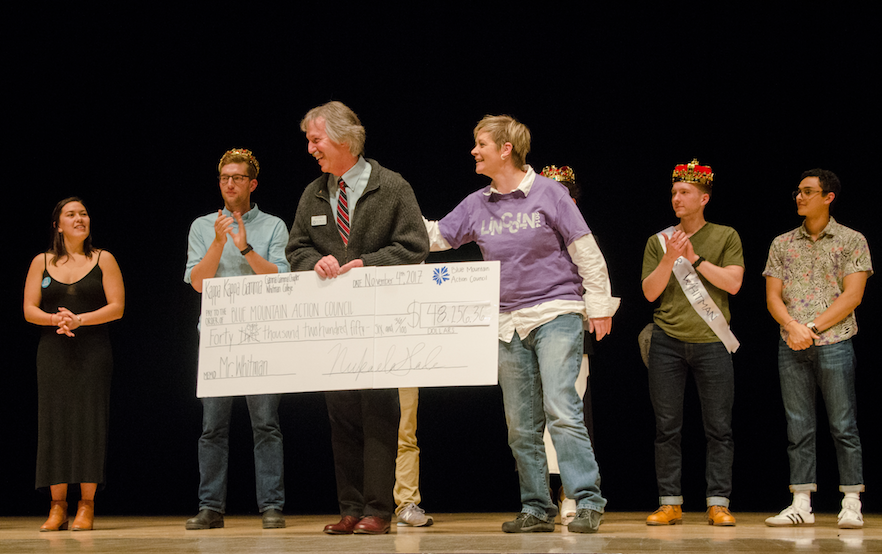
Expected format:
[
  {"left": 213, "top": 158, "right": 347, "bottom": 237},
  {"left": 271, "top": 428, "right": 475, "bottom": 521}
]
[
  {"left": 220, "top": 148, "right": 260, "bottom": 177},
  {"left": 672, "top": 158, "right": 713, "bottom": 186},
  {"left": 540, "top": 165, "right": 576, "bottom": 182}
]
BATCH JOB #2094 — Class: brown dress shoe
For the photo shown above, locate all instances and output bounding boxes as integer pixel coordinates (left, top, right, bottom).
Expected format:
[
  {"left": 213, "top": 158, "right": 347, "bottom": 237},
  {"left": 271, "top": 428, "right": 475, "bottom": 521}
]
[
  {"left": 40, "top": 500, "right": 69, "bottom": 531},
  {"left": 72, "top": 500, "right": 95, "bottom": 531},
  {"left": 354, "top": 516, "right": 391, "bottom": 535},
  {"left": 707, "top": 505, "right": 736, "bottom": 526},
  {"left": 646, "top": 505, "right": 682, "bottom": 526},
  {"left": 324, "top": 515, "right": 362, "bottom": 535}
]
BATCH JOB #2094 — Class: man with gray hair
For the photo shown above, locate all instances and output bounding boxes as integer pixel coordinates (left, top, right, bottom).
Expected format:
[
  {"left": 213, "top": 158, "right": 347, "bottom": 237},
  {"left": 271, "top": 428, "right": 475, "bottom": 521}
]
[{"left": 286, "top": 101, "right": 429, "bottom": 535}]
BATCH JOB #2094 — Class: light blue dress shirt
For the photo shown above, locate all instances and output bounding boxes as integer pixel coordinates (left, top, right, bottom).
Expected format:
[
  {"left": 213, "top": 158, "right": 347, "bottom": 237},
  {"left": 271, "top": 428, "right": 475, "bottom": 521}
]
[{"left": 184, "top": 203, "right": 290, "bottom": 284}]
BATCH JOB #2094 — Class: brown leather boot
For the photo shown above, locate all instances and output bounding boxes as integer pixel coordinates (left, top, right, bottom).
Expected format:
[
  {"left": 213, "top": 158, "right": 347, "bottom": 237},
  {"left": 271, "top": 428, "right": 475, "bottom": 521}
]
[
  {"left": 707, "top": 505, "right": 736, "bottom": 526},
  {"left": 40, "top": 500, "right": 69, "bottom": 531},
  {"left": 71, "top": 500, "right": 95, "bottom": 531},
  {"left": 646, "top": 505, "right": 682, "bottom": 526}
]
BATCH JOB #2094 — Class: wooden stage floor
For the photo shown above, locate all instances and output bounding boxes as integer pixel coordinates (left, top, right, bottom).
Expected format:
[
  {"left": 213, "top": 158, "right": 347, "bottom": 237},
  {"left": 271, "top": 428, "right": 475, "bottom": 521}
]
[{"left": 1, "top": 512, "right": 879, "bottom": 553}]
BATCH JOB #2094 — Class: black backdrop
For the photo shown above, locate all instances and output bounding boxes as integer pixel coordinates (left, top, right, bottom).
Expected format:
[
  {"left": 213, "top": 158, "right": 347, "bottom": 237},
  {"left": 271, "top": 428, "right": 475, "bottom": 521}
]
[{"left": 5, "top": 7, "right": 879, "bottom": 517}]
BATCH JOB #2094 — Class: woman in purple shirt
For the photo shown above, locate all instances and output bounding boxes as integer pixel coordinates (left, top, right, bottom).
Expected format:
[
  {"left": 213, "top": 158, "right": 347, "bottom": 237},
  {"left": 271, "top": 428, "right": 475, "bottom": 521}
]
[{"left": 424, "top": 115, "right": 618, "bottom": 534}]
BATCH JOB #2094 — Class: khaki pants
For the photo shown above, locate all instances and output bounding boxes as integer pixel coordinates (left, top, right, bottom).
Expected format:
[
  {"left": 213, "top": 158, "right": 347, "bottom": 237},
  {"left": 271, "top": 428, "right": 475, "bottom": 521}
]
[{"left": 394, "top": 387, "right": 420, "bottom": 515}]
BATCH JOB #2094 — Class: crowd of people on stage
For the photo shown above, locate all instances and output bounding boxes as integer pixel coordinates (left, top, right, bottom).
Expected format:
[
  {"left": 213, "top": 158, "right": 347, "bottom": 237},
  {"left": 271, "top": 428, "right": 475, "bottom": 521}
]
[{"left": 23, "top": 101, "right": 870, "bottom": 534}]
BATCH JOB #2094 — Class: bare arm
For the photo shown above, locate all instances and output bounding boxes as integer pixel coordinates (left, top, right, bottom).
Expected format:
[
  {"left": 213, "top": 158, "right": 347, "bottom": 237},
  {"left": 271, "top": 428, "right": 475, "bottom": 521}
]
[
  {"left": 57, "top": 251, "right": 125, "bottom": 336},
  {"left": 684, "top": 238, "right": 743, "bottom": 295},
  {"left": 24, "top": 252, "right": 125, "bottom": 337},
  {"left": 766, "top": 275, "right": 817, "bottom": 350},
  {"left": 229, "top": 212, "right": 281, "bottom": 276},
  {"left": 767, "top": 272, "right": 868, "bottom": 351},
  {"left": 814, "top": 271, "right": 869, "bottom": 331},
  {"left": 642, "top": 232, "right": 683, "bottom": 302},
  {"left": 23, "top": 254, "right": 54, "bottom": 326}
]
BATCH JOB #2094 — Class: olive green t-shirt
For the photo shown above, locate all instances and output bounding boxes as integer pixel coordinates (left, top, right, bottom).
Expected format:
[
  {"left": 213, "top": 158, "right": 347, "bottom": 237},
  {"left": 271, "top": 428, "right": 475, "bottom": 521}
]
[{"left": 641, "top": 223, "right": 744, "bottom": 343}]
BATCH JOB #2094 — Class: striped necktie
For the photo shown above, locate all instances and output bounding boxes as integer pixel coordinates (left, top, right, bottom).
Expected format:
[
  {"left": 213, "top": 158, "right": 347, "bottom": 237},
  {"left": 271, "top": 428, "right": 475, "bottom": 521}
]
[{"left": 336, "top": 178, "right": 350, "bottom": 245}]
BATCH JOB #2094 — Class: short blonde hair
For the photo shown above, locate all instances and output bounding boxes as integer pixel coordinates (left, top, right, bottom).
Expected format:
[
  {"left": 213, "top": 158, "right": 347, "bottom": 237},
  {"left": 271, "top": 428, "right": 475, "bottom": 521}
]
[
  {"left": 473, "top": 115, "right": 531, "bottom": 169},
  {"left": 300, "top": 101, "right": 366, "bottom": 157}
]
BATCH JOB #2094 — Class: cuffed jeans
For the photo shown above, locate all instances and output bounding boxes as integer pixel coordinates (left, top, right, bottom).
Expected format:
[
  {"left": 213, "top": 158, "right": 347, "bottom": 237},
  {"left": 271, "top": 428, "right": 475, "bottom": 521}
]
[
  {"left": 648, "top": 327, "right": 734, "bottom": 506},
  {"left": 498, "top": 313, "right": 605, "bottom": 522},
  {"left": 777, "top": 338, "right": 864, "bottom": 491},
  {"left": 197, "top": 394, "right": 285, "bottom": 513}
]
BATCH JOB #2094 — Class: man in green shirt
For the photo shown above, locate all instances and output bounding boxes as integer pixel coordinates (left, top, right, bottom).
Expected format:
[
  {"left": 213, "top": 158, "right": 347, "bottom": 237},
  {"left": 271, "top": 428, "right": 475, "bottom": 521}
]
[{"left": 641, "top": 159, "right": 744, "bottom": 527}]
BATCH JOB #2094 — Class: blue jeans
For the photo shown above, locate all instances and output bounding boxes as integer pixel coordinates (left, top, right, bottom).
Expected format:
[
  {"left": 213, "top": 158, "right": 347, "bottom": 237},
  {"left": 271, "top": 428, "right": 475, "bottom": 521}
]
[
  {"left": 647, "top": 327, "right": 734, "bottom": 507},
  {"left": 197, "top": 394, "right": 285, "bottom": 513},
  {"left": 777, "top": 338, "right": 864, "bottom": 492},
  {"left": 498, "top": 313, "right": 605, "bottom": 521}
]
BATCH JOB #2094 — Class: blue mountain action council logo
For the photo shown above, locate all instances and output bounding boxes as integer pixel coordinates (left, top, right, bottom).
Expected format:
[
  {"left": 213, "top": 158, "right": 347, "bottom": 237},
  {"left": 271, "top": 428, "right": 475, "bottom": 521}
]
[{"left": 433, "top": 267, "right": 450, "bottom": 285}]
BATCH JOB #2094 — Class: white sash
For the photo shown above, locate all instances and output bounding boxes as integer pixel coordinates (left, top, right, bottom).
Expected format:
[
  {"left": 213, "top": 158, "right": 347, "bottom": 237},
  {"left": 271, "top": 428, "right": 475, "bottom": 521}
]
[{"left": 657, "top": 227, "right": 739, "bottom": 353}]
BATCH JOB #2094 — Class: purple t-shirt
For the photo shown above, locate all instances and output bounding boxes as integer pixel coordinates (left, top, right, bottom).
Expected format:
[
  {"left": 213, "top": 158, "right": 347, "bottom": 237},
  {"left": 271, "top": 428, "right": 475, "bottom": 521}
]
[{"left": 439, "top": 175, "right": 591, "bottom": 312}]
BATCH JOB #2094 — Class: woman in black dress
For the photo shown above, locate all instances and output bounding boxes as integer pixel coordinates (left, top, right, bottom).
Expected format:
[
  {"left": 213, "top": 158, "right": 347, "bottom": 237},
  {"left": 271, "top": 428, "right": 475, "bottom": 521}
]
[{"left": 23, "top": 197, "right": 124, "bottom": 531}]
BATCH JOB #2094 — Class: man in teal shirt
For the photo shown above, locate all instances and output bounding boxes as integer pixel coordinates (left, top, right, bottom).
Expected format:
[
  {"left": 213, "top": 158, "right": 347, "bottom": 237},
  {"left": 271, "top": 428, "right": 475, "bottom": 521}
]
[{"left": 184, "top": 148, "right": 290, "bottom": 530}]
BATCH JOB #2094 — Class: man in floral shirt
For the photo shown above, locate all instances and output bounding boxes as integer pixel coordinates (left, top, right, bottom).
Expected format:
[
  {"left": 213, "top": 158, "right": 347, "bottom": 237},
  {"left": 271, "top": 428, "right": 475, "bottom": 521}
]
[{"left": 763, "top": 168, "right": 871, "bottom": 529}]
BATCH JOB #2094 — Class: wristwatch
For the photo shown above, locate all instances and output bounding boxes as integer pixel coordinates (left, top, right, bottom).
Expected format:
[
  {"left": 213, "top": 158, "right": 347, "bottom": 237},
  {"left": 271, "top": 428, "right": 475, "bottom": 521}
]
[
  {"left": 240, "top": 244, "right": 253, "bottom": 256},
  {"left": 806, "top": 321, "right": 819, "bottom": 334},
  {"left": 692, "top": 256, "right": 705, "bottom": 269}
]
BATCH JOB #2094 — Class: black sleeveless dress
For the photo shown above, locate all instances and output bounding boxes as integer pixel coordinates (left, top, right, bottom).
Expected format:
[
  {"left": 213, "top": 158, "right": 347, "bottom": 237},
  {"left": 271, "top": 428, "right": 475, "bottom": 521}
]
[{"left": 35, "top": 253, "right": 113, "bottom": 489}]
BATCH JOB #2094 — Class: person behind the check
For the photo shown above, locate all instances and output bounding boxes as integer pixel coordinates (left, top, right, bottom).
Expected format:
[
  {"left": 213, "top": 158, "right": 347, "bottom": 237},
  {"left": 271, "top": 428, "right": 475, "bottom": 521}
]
[{"left": 537, "top": 164, "right": 598, "bottom": 526}]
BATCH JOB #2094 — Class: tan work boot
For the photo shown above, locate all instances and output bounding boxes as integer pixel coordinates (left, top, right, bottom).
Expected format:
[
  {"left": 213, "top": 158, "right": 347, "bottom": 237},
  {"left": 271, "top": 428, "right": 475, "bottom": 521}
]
[
  {"left": 707, "top": 505, "right": 736, "bottom": 526},
  {"left": 646, "top": 505, "right": 682, "bottom": 526}
]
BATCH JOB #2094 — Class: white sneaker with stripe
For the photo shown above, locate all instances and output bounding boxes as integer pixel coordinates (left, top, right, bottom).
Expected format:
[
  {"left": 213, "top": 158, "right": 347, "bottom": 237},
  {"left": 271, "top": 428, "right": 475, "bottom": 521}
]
[{"left": 765, "top": 504, "right": 814, "bottom": 527}]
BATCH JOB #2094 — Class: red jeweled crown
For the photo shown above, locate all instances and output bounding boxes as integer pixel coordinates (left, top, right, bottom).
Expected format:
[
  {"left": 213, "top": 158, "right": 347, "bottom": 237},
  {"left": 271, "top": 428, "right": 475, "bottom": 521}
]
[{"left": 672, "top": 158, "right": 713, "bottom": 186}]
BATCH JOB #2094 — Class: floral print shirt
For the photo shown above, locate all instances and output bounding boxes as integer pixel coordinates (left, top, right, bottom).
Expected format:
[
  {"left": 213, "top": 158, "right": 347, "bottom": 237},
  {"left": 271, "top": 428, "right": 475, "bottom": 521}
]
[{"left": 763, "top": 217, "right": 872, "bottom": 345}]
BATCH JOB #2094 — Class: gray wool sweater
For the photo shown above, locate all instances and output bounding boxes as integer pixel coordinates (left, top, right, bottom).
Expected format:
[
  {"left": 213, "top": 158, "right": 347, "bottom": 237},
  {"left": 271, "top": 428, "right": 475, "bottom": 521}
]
[{"left": 286, "top": 159, "right": 429, "bottom": 271}]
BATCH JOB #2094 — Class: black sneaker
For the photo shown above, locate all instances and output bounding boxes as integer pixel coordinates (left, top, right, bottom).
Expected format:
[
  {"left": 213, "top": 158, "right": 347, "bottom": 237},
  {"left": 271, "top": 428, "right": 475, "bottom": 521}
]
[
  {"left": 501, "top": 513, "right": 554, "bottom": 533},
  {"left": 567, "top": 508, "right": 602, "bottom": 534}
]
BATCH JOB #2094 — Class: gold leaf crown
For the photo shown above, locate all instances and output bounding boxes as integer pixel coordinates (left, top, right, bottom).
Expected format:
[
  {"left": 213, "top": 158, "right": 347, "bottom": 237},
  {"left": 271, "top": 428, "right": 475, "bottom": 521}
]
[
  {"left": 220, "top": 148, "right": 260, "bottom": 177},
  {"left": 540, "top": 165, "right": 576, "bottom": 182},
  {"left": 672, "top": 158, "right": 713, "bottom": 186}
]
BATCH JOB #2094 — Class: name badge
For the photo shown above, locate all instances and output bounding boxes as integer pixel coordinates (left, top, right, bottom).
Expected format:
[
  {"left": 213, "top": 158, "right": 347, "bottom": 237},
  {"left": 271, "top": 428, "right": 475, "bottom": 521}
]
[{"left": 311, "top": 215, "right": 328, "bottom": 226}]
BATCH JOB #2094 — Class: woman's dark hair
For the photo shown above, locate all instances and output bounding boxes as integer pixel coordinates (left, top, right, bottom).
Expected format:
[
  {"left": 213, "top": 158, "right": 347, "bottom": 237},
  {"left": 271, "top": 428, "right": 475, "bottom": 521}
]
[{"left": 49, "top": 196, "right": 94, "bottom": 266}]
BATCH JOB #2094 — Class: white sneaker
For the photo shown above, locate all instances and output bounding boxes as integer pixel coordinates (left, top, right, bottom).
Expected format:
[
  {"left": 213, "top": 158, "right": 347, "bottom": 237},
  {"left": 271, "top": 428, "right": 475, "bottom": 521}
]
[
  {"left": 560, "top": 497, "right": 577, "bottom": 526},
  {"left": 397, "top": 503, "right": 434, "bottom": 527},
  {"left": 838, "top": 498, "right": 863, "bottom": 529},
  {"left": 765, "top": 504, "right": 814, "bottom": 527}
]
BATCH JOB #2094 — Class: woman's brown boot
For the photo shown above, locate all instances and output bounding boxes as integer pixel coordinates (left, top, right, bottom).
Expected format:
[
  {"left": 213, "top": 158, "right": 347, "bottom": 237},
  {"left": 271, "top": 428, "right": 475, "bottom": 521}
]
[
  {"left": 40, "top": 500, "right": 69, "bottom": 531},
  {"left": 71, "top": 499, "right": 94, "bottom": 531}
]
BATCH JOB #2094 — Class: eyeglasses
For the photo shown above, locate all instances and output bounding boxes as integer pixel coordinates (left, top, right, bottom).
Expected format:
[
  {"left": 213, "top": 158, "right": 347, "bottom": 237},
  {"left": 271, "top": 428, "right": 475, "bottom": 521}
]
[
  {"left": 792, "top": 188, "right": 824, "bottom": 200},
  {"left": 218, "top": 174, "right": 251, "bottom": 184}
]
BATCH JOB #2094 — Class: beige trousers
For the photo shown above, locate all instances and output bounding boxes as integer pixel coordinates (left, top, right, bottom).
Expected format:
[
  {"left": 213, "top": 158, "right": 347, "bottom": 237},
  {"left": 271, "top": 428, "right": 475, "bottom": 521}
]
[{"left": 394, "top": 387, "right": 420, "bottom": 515}]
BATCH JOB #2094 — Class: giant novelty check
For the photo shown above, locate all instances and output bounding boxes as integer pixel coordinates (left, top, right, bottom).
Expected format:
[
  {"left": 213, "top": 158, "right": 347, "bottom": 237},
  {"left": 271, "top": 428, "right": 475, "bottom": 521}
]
[{"left": 197, "top": 261, "right": 500, "bottom": 397}]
